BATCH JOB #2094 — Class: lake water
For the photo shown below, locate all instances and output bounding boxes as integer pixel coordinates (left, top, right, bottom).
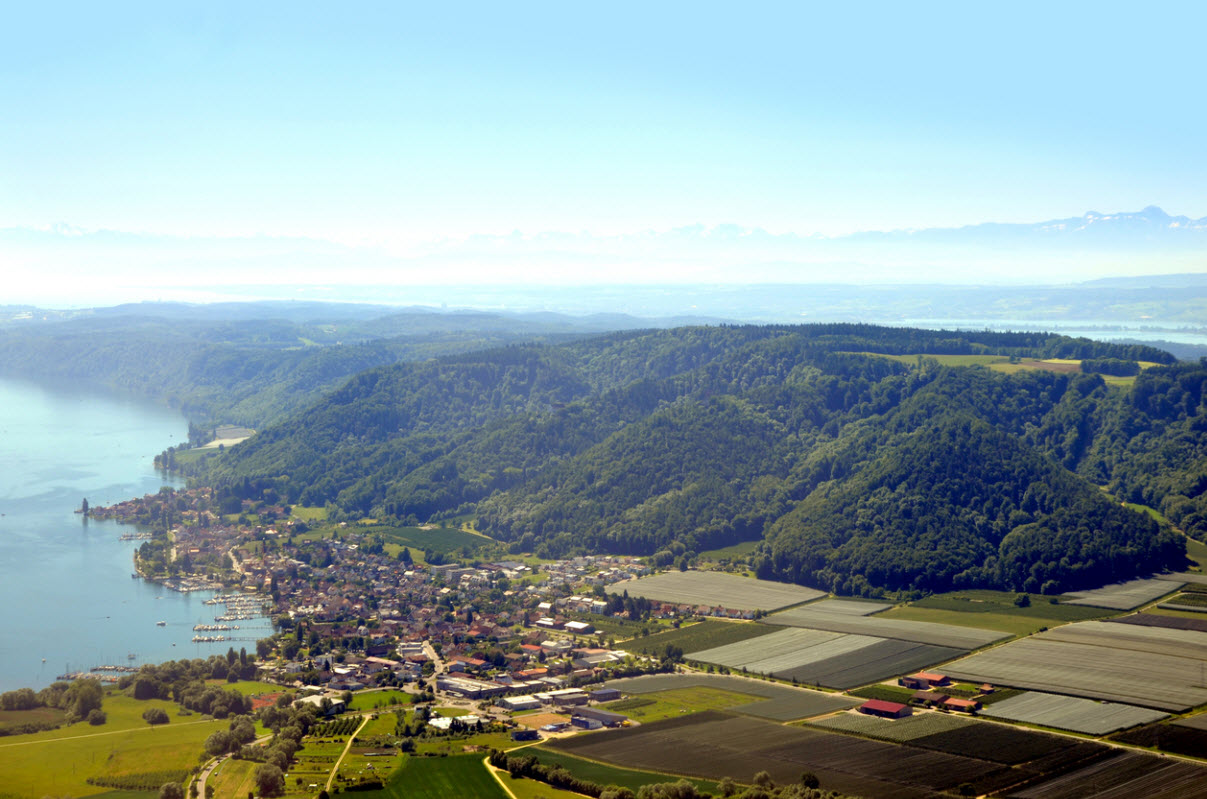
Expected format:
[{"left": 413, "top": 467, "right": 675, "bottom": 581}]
[{"left": 0, "top": 378, "right": 270, "bottom": 692}]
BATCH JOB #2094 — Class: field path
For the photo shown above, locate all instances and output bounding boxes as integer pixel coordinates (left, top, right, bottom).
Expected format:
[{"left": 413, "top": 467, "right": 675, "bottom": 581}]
[
  {"left": 0, "top": 717, "right": 214, "bottom": 748},
  {"left": 484, "top": 756, "right": 519, "bottom": 799},
  {"left": 326, "top": 714, "right": 370, "bottom": 791}
]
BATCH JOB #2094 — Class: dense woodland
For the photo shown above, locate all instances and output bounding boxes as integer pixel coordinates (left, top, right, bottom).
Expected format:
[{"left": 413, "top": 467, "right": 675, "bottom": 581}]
[
  {"left": 174, "top": 323, "right": 1200, "bottom": 597},
  {"left": 0, "top": 304, "right": 653, "bottom": 427},
  {"left": 4, "top": 307, "right": 1202, "bottom": 597}
]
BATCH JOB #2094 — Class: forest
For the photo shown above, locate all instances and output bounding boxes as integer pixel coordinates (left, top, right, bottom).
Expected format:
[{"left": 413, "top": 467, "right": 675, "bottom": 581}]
[
  {"left": 0, "top": 303, "right": 653, "bottom": 428},
  {"left": 180, "top": 323, "right": 1201, "bottom": 597}
]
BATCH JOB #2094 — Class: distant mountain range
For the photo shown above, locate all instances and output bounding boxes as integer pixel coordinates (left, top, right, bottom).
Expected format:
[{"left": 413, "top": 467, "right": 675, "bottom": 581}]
[
  {"left": 844, "top": 206, "right": 1207, "bottom": 246},
  {"left": 4, "top": 207, "right": 1205, "bottom": 307}
]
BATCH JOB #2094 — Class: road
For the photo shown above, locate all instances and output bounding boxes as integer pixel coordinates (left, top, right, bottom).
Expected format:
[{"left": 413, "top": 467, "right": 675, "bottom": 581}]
[{"left": 326, "top": 714, "right": 371, "bottom": 791}]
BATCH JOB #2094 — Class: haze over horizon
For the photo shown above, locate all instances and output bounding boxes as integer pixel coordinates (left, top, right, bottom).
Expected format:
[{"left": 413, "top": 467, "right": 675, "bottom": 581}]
[{"left": 3, "top": 2, "right": 1205, "bottom": 305}]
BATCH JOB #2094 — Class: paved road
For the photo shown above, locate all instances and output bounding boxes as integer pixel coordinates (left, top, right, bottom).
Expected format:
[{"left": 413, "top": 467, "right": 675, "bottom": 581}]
[{"left": 193, "top": 753, "right": 227, "bottom": 799}]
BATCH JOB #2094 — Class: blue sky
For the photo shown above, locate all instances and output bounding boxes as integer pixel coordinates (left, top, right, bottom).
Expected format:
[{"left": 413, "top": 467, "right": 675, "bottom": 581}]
[{"left": 2, "top": 2, "right": 1205, "bottom": 302}]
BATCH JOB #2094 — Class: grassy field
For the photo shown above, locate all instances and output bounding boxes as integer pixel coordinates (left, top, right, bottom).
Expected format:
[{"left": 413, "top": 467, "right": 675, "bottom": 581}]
[
  {"left": 369, "top": 524, "right": 495, "bottom": 556},
  {"left": 602, "top": 686, "right": 760, "bottom": 722},
  {"left": 847, "top": 683, "right": 916, "bottom": 703},
  {"left": 0, "top": 694, "right": 224, "bottom": 798},
  {"left": 624, "top": 619, "right": 779, "bottom": 655},
  {"left": 501, "top": 771, "right": 589, "bottom": 798},
  {"left": 879, "top": 590, "right": 1112, "bottom": 637},
  {"left": 413, "top": 730, "right": 513, "bottom": 756},
  {"left": 0, "top": 705, "right": 67, "bottom": 733},
  {"left": 851, "top": 352, "right": 1012, "bottom": 367},
  {"left": 576, "top": 613, "right": 673, "bottom": 640},
  {"left": 1186, "top": 537, "right": 1207, "bottom": 571},
  {"left": 206, "top": 758, "right": 258, "bottom": 798},
  {"left": 205, "top": 679, "right": 283, "bottom": 696},
  {"left": 697, "top": 540, "right": 762, "bottom": 561},
  {"left": 348, "top": 689, "right": 413, "bottom": 711},
  {"left": 349, "top": 754, "right": 510, "bottom": 799},
  {"left": 528, "top": 747, "right": 721, "bottom": 794}
]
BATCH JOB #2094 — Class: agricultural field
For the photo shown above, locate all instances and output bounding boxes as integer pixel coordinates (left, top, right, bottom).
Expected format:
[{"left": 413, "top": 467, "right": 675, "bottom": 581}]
[
  {"left": 1110, "top": 612, "right": 1207, "bottom": 633},
  {"left": 982, "top": 691, "right": 1168, "bottom": 735},
  {"left": 603, "top": 673, "right": 858, "bottom": 721},
  {"left": 288, "top": 734, "right": 347, "bottom": 793},
  {"left": 605, "top": 571, "right": 823, "bottom": 611},
  {"left": 766, "top": 603, "right": 1007, "bottom": 649},
  {"left": 0, "top": 695, "right": 224, "bottom": 799},
  {"left": 809, "top": 707, "right": 1108, "bottom": 767},
  {"left": 689, "top": 626, "right": 965, "bottom": 689},
  {"left": 1113, "top": 720, "right": 1207, "bottom": 758},
  {"left": 1062, "top": 577, "right": 1182, "bottom": 610},
  {"left": 622, "top": 618, "right": 779, "bottom": 655},
  {"left": 602, "top": 686, "right": 761, "bottom": 722},
  {"left": 1175, "top": 712, "right": 1207, "bottom": 730},
  {"left": 808, "top": 710, "right": 975, "bottom": 743},
  {"left": 1006, "top": 750, "right": 1207, "bottom": 799},
  {"left": 796, "top": 598, "right": 892, "bottom": 615},
  {"left": 348, "top": 754, "right": 510, "bottom": 799},
  {"left": 848, "top": 684, "right": 917, "bottom": 703},
  {"left": 885, "top": 589, "right": 1114, "bottom": 636},
  {"left": 547, "top": 710, "right": 1016, "bottom": 799},
  {"left": 527, "top": 746, "right": 721, "bottom": 795},
  {"left": 943, "top": 621, "right": 1207, "bottom": 711}
]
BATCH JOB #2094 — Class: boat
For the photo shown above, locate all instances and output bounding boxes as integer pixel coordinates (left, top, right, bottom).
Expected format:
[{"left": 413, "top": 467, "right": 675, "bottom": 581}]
[{"left": 156, "top": 620, "right": 166, "bottom": 626}]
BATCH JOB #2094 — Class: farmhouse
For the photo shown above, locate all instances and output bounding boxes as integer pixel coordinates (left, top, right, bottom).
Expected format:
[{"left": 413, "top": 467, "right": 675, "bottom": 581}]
[
  {"left": 900, "top": 672, "right": 950, "bottom": 690},
  {"left": 858, "top": 699, "right": 912, "bottom": 719},
  {"left": 911, "top": 690, "right": 949, "bottom": 708},
  {"left": 942, "top": 697, "right": 981, "bottom": 713}
]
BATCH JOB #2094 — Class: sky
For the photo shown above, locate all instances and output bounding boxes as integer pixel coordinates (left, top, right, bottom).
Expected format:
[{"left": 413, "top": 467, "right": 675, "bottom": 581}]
[{"left": 2, "top": 2, "right": 1206, "bottom": 304}]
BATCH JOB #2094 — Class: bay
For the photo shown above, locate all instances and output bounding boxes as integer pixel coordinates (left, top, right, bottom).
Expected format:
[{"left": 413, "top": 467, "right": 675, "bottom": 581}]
[{"left": 0, "top": 377, "right": 269, "bottom": 692}]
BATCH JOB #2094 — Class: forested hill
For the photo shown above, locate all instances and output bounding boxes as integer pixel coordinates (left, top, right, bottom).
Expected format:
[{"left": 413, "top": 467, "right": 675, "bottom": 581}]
[
  {"left": 194, "top": 323, "right": 1202, "bottom": 597},
  {"left": 0, "top": 304, "right": 698, "bottom": 428}
]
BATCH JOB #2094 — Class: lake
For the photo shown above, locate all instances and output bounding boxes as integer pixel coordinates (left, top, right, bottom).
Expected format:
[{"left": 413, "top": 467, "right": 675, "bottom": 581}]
[{"left": 0, "top": 377, "right": 270, "bottom": 692}]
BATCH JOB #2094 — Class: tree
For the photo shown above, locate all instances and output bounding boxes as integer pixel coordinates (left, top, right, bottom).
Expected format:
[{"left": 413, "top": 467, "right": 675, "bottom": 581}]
[
  {"left": 753, "top": 770, "right": 774, "bottom": 789},
  {"left": 254, "top": 764, "right": 285, "bottom": 797},
  {"left": 799, "top": 771, "right": 820, "bottom": 789},
  {"left": 204, "top": 730, "right": 235, "bottom": 757},
  {"left": 81, "top": 498, "right": 89, "bottom": 514},
  {"left": 230, "top": 716, "right": 256, "bottom": 744},
  {"left": 64, "top": 678, "right": 103, "bottom": 721},
  {"left": 87, "top": 708, "right": 107, "bottom": 725},
  {"left": 159, "top": 782, "right": 185, "bottom": 799},
  {"left": 143, "top": 707, "right": 170, "bottom": 725}
]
